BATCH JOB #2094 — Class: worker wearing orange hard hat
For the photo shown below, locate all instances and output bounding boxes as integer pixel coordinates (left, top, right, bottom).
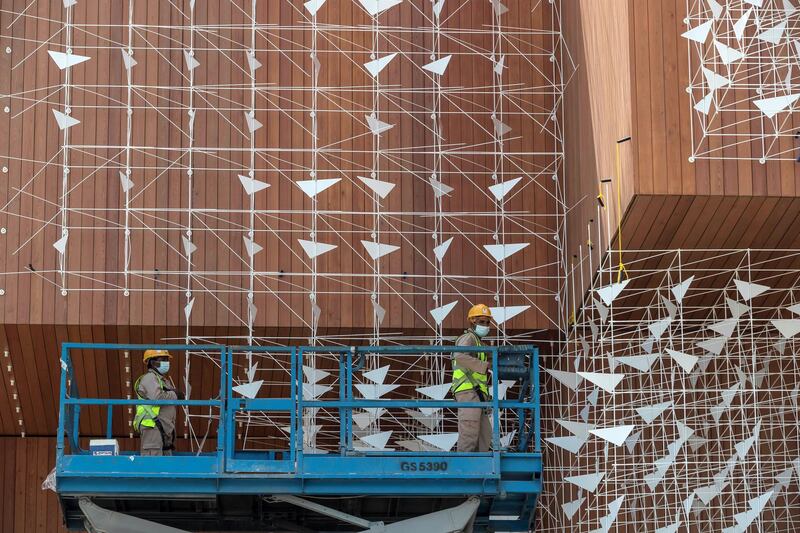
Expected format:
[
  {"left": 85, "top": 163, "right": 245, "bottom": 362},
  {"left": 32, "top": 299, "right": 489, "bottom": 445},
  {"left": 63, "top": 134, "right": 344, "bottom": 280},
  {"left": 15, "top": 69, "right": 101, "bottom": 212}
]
[
  {"left": 451, "top": 304, "right": 493, "bottom": 452},
  {"left": 133, "top": 349, "right": 183, "bottom": 456}
]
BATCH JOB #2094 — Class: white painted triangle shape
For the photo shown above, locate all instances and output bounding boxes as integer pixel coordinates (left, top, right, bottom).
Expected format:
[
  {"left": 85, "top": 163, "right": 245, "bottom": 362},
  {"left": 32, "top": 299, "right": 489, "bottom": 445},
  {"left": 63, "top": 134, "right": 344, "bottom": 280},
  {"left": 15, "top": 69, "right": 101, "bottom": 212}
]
[
  {"left": 244, "top": 112, "right": 262, "bottom": 132},
  {"left": 564, "top": 472, "right": 605, "bottom": 493},
  {"left": 183, "top": 50, "right": 200, "bottom": 71},
  {"left": 733, "top": 9, "right": 752, "bottom": 41},
  {"left": 63, "top": 0, "right": 77, "bottom": 7},
  {"left": 587, "top": 388, "right": 600, "bottom": 406},
  {"left": 418, "top": 433, "right": 458, "bottom": 452},
  {"left": 714, "top": 40, "right": 744, "bottom": 65},
  {"left": 561, "top": 497, "right": 585, "bottom": 520},
  {"left": 428, "top": 177, "right": 453, "bottom": 197},
  {"left": 500, "top": 430, "right": 516, "bottom": 448},
  {"left": 53, "top": 233, "right": 69, "bottom": 254},
  {"left": 484, "top": 243, "right": 529, "bottom": 261},
  {"left": 636, "top": 401, "right": 673, "bottom": 424},
  {"left": 727, "top": 297, "right": 750, "bottom": 318},
  {"left": 735, "top": 434, "right": 757, "bottom": 458},
  {"left": 243, "top": 236, "right": 263, "bottom": 257},
  {"left": 789, "top": 303, "right": 800, "bottom": 316},
  {"left": 682, "top": 19, "right": 712, "bottom": 43},
  {"left": 298, "top": 239, "right": 337, "bottom": 259},
  {"left": 302, "top": 383, "right": 332, "bottom": 400},
  {"left": 721, "top": 383, "right": 740, "bottom": 406},
  {"left": 181, "top": 236, "right": 197, "bottom": 257},
  {"left": 497, "top": 380, "right": 514, "bottom": 400},
  {"left": 490, "top": 305, "right": 530, "bottom": 325},
  {"left": 655, "top": 521, "right": 680, "bottom": 533},
  {"left": 648, "top": 316, "right": 673, "bottom": 339},
  {"left": 416, "top": 383, "right": 450, "bottom": 400},
  {"left": 357, "top": 176, "right": 395, "bottom": 199},
  {"left": 493, "top": 54, "right": 505, "bottom": 76},
  {"left": 785, "top": 0, "right": 797, "bottom": 16},
  {"left": 744, "top": 0, "right": 763, "bottom": 6},
  {"left": 589, "top": 425, "right": 635, "bottom": 446},
  {"left": 706, "top": 0, "right": 723, "bottom": 18},
  {"left": 366, "top": 115, "right": 394, "bottom": 135},
  {"left": 772, "top": 318, "right": 800, "bottom": 338},
  {"left": 247, "top": 53, "right": 261, "bottom": 72},
  {"left": 556, "top": 419, "right": 595, "bottom": 438},
  {"left": 702, "top": 66, "right": 730, "bottom": 91},
  {"left": 616, "top": 354, "right": 658, "bottom": 372},
  {"left": 48, "top": 50, "right": 90, "bottom": 70},
  {"left": 492, "top": 117, "right": 511, "bottom": 137},
  {"left": 432, "top": 0, "right": 445, "bottom": 18},
  {"left": 53, "top": 109, "right": 79, "bottom": 130},
  {"left": 302, "top": 365, "right": 330, "bottom": 384},
  {"left": 490, "top": 0, "right": 508, "bottom": 16},
  {"left": 577, "top": 372, "right": 625, "bottom": 393},
  {"left": 355, "top": 383, "right": 399, "bottom": 399},
  {"left": 119, "top": 171, "right": 134, "bottom": 193},
  {"left": 238, "top": 174, "right": 269, "bottom": 195},
  {"left": 361, "top": 240, "right": 399, "bottom": 260},
  {"left": 418, "top": 407, "right": 441, "bottom": 417},
  {"left": 545, "top": 369, "right": 582, "bottom": 390},
  {"left": 545, "top": 435, "right": 586, "bottom": 454},
  {"left": 757, "top": 20, "right": 786, "bottom": 45},
  {"left": 594, "top": 298, "right": 609, "bottom": 323},
  {"left": 661, "top": 295, "right": 677, "bottom": 318},
  {"left": 373, "top": 300, "right": 386, "bottom": 325},
  {"left": 359, "top": 430, "right": 392, "bottom": 450},
  {"left": 671, "top": 276, "right": 694, "bottom": 303},
  {"left": 694, "top": 92, "right": 714, "bottom": 115},
  {"left": 247, "top": 362, "right": 258, "bottom": 383},
  {"left": 625, "top": 430, "right": 641, "bottom": 453},
  {"left": 233, "top": 380, "right": 263, "bottom": 399},
  {"left": 697, "top": 336, "right": 726, "bottom": 355},
  {"left": 120, "top": 48, "right": 137, "bottom": 70},
  {"left": 754, "top": 94, "right": 800, "bottom": 119},
  {"left": 405, "top": 409, "right": 440, "bottom": 429},
  {"left": 248, "top": 301, "right": 257, "bottom": 328},
  {"left": 363, "top": 365, "right": 390, "bottom": 385},
  {"left": 433, "top": 237, "right": 453, "bottom": 261},
  {"left": 708, "top": 318, "right": 737, "bottom": 338},
  {"left": 353, "top": 409, "right": 385, "bottom": 429},
  {"left": 596, "top": 279, "right": 631, "bottom": 306},
  {"left": 422, "top": 55, "right": 452, "bottom": 75},
  {"left": 358, "top": 0, "right": 403, "bottom": 15},
  {"left": 430, "top": 300, "right": 458, "bottom": 325},
  {"left": 304, "top": 0, "right": 326, "bottom": 15},
  {"left": 488, "top": 176, "right": 522, "bottom": 201},
  {"left": 364, "top": 52, "right": 397, "bottom": 77},
  {"left": 296, "top": 178, "right": 341, "bottom": 198}
]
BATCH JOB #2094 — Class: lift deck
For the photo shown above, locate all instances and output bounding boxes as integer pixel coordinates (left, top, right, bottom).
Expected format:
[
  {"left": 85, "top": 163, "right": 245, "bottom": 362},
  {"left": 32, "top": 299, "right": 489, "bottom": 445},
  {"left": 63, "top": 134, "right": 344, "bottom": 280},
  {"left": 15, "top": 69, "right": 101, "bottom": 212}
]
[{"left": 55, "top": 343, "right": 542, "bottom": 532}]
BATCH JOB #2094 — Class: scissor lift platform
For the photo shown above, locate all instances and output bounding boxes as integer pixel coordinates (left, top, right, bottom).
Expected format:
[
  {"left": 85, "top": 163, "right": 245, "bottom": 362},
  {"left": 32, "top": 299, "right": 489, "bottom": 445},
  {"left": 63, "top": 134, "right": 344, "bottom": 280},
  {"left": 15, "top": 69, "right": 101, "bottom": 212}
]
[{"left": 55, "top": 343, "right": 542, "bottom": 532}]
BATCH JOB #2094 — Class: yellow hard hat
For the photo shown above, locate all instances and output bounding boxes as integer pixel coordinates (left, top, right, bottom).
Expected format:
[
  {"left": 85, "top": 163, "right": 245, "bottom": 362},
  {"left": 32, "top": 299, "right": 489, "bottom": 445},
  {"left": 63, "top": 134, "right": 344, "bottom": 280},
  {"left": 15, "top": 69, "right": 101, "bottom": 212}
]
[
  {"left": 143, "top": 349, "right": 172, "bottom": 363},
  {"left": 467, "top": 304, "right": 492, "bottom": 320}
]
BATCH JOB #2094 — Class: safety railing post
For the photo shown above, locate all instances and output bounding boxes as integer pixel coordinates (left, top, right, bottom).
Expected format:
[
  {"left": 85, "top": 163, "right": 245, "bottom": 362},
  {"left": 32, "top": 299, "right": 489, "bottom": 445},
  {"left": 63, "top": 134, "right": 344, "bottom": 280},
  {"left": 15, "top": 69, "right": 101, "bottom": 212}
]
[
  {"left": 492, "top": 347, "right": 500, "bottom": 471},
  {"left": 533, "top": 346, "right": 540, "bottom": 453},
  {"left": 338, "top": 352, "right": 345, "bottom": 455},
  {"left": 297, "top": 348, "right": 305, "bottom": 472},
  {"left": 106, "top": 405, "right": 113, "bottom": 439},
  {"left": 220, "top": 346, "right": 229, "bottom": 473},
  {"left": 56, "top": 344, "right": 69, "bottom": 464},
  {"left": 290, "top": 346, "right": 296, "bottom": 470}
]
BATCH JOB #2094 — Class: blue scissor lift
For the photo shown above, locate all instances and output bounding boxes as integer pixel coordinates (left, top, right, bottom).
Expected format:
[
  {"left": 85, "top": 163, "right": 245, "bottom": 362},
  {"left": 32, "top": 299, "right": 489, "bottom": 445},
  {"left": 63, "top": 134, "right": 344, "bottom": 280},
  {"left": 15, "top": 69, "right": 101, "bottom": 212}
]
[{"left": 55, "top": 343, "right": 542, "bottom": 532}]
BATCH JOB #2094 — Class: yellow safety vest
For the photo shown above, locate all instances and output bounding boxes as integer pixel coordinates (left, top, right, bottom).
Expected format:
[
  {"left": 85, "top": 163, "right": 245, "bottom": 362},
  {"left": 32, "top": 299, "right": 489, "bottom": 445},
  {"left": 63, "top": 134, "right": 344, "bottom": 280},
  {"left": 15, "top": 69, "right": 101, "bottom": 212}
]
[
  {"left": 451, "top": 331, "right": 489, "bottom": 396},
  {"left": 133, "top": 372, "right": 168, "bottom": 433}
]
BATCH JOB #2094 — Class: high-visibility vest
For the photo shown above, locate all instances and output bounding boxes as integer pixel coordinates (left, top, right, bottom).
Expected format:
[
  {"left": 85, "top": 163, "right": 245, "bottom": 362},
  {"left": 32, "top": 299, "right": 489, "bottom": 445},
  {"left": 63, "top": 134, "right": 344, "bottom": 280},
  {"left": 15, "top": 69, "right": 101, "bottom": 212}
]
[
  {"left": 133, "top": 371, "right": 168, "bottom": 433},
  {"left": 451, "top": 331, "right": 489, "bottom": 396}
]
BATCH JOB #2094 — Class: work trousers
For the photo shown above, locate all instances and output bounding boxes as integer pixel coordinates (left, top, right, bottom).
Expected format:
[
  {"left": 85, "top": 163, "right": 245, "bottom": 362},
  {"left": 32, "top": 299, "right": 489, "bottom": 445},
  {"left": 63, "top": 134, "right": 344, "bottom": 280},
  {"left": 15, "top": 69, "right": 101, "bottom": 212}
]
[
  {"left": 140, "top": 426, "right": 174, "bottom": 456},
  {"left": 454, "top": 389, "right": 492, "bottom": 452}
]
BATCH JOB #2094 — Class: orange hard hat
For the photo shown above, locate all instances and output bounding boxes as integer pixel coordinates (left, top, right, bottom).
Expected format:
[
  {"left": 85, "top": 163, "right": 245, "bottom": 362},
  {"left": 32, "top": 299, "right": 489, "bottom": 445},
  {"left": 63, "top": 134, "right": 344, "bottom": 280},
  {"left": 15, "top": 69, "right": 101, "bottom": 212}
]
[
  {"left": 143, "top": 349, "right": 172, "bottom": 363},
  {"left": 467, "top": 304, "right": 492, "bottom": 320}
]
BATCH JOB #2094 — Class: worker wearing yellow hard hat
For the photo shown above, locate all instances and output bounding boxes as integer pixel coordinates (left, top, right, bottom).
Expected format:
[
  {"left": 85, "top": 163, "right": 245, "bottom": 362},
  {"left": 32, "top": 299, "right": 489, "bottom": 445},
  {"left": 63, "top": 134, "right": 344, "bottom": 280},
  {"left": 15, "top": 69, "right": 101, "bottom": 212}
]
[
  {"left": 451, "top": 304, "right": 493, "bottom": 452},
  {"left": 133, "top": 349, "right": 183, "bottom": 456}
]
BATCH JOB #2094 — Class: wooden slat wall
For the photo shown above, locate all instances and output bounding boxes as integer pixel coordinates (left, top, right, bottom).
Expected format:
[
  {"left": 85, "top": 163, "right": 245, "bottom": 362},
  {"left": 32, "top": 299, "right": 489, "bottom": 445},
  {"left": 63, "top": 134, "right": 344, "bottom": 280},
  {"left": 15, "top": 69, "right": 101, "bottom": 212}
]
[
  {"left": 0, "top": 1, "right": 560, "bottom": 334},
  {"left": 0, "top": 437, "right": 69, "bottom": 533}
]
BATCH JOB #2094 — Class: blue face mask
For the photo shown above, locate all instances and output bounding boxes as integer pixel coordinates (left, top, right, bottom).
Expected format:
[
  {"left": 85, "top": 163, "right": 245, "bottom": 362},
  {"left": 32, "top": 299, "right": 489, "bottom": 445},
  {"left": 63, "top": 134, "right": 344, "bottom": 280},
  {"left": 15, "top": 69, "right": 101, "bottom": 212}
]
[
  {"left": 474, "top": 324, "right": 491, "bottom": 338},
  {"left": 156, "top": 361, "right": 170, "bottom": 375}
]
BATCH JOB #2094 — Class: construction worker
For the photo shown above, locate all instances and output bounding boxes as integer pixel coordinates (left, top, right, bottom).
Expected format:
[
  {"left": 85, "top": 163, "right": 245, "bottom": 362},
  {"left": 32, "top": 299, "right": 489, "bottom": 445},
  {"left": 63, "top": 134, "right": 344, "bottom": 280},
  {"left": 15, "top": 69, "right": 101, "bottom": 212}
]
[
  {"left": 451, "top": 304, "right": 493, "bottom": 452},
  {"left": 134, "top": 349, "right": 183, "bottom": 456}
]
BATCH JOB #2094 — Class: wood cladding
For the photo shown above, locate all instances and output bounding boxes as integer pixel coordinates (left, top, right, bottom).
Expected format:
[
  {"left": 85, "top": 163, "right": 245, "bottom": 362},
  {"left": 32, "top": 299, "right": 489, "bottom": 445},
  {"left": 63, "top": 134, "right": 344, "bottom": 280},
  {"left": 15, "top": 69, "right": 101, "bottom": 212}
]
[{"left": 0, "top": 1, "right": 561, "bottom": 334}]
